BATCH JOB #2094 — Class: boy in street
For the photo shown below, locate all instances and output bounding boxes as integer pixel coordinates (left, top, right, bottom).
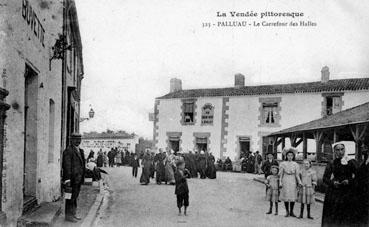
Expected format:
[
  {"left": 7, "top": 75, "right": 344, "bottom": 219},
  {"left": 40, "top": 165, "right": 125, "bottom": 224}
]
[{"left": 174, "top": 159, "right": 190, "bottom": 216}]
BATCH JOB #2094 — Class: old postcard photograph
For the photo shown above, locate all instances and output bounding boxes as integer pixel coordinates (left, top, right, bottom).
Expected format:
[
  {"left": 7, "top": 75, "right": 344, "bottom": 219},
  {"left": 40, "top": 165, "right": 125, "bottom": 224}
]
[{"left": 0, "top": 0, "right": 368, "bottom": 226}]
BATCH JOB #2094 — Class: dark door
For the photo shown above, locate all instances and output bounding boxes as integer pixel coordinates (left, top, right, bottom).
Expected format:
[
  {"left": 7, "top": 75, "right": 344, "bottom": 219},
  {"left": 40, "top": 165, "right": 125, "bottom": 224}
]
[
  {"left": 24, "top": 65, "right": 38, "bottom": 209},
  {"left": 169, "top": 140, "right": 179, "bottom": 152}
]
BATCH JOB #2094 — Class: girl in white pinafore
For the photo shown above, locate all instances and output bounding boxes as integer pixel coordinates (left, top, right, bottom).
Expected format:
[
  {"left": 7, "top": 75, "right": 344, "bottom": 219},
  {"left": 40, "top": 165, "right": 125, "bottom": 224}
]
[{"left": 279, "top": 148, "right": 302, "bottom": 218}]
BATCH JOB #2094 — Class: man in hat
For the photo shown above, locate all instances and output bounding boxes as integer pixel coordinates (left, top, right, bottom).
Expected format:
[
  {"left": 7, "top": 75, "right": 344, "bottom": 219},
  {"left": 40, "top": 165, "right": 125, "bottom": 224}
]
[
  {"left": 62, "top": 133, "right": 86, "bottom": 222},
  {"left": 261, "top": 151, "right": 279, "bottom": 179}
]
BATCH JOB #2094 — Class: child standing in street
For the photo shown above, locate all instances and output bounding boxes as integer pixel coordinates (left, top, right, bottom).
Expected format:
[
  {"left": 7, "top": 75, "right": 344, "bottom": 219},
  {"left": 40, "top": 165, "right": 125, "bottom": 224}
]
[
  {"left": 297, "top": 159, "right": 317, "bottom": 219},
  {"left": 265, "top": 165, "right": 280, "bottom": 215},
  {"left": 174, "top": 159, "right": 190, "bottom": 216}
]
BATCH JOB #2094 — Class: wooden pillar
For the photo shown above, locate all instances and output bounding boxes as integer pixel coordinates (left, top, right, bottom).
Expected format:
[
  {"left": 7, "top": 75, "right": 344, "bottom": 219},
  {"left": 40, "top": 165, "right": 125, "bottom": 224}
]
[
  {"left": 350, "top": 124, "right": 368, "bottom": 162},
  {"left": 333, "top": 129, "right": 337, "bottom": 143},
  {"left": 313, "top": 131, "right": 323, "bottom": 162},
  {"left": 273, "top": 136, "right": 278, "bottom": 159},
  {"left": 303, "top": 133, "right": 308, "bottom": 159},
  {"left": 282, "top": 137, "right": 286, "bottom": 149}
]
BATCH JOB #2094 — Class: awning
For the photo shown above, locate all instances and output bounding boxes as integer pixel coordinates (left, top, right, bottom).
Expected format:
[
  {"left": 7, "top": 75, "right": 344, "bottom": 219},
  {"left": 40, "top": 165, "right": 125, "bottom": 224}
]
[{"left": 269, "top": 102, "right": 369, "bottom": 137}]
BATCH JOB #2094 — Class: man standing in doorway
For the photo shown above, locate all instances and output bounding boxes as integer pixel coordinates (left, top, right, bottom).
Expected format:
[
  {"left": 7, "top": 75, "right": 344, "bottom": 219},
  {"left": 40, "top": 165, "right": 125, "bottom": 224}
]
[{"left": 62, "top": 133, "right": 86, "bottom": 222}]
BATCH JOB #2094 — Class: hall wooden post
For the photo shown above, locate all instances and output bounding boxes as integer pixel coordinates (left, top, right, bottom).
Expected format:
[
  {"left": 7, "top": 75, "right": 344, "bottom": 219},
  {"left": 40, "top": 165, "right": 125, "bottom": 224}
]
[
  {"left": 313, "top": 131, "right": 323, "bottom": 162},
  {"left": 273, "top": 136, "right": 278, "bottom": 159},
  {"left": 282, "top": 137, "right": 286, "bottom": 149},
  {"left": 350, "top": 124, "right": 368, "bottom": 162},
  {"left": 303, "top": 133, "right": 307, "bottom": 159}
]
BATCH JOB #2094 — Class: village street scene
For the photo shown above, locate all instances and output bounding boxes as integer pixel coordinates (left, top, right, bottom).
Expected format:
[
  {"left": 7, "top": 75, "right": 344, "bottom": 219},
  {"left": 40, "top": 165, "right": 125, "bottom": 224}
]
[{"left": 0, "top": 0, "right": 369, "bottom": 227}]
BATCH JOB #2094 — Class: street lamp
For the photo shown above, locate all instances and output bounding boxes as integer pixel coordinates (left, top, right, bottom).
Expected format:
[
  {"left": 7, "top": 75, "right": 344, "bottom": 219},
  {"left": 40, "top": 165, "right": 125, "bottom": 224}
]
[{"left": 80, "top": 105, "right": 95, "bottom": 122}]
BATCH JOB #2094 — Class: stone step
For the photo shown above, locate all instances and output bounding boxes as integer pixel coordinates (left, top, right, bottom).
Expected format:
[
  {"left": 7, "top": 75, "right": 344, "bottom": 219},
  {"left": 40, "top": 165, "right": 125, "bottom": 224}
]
[
  {"left": 22, "top": 196, "right": 38, "bottom": 215},
  {"left": 17, "top": 202, "right": 61, "bottom": 227}
]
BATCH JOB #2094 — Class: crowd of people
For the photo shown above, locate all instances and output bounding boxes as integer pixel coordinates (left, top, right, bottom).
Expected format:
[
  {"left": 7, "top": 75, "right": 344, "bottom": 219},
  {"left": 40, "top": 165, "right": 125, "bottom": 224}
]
[
  {"left": 83, "top": 143, "right": 369, "bottom": 226},
  {"left": 139, "top": 149, "right": 217, "bottom": 185}
]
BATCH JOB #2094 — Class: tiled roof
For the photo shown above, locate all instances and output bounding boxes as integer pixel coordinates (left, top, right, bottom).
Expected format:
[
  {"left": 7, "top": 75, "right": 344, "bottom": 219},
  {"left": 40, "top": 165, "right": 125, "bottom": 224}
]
[
  {"left": 269, "top": 102, "right": 369, "bottom": 136},
  {"left": 157, "top": 78, "right": 369, "bottom": 99}
]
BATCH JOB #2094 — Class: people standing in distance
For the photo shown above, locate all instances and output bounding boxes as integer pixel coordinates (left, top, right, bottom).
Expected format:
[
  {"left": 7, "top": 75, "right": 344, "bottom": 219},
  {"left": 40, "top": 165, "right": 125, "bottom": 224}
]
[{"left": 131, "top": 153, "right": 140, "bottom": 178}]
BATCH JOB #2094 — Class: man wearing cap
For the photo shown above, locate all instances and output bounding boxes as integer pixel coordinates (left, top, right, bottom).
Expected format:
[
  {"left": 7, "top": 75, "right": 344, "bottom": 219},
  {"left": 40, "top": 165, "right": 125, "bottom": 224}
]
[
  {"left": 261, "top": 151, "right": 279, "bottom": 179},
  {"left": 62, "top": 133, "right": 86, "bottom": 222}
]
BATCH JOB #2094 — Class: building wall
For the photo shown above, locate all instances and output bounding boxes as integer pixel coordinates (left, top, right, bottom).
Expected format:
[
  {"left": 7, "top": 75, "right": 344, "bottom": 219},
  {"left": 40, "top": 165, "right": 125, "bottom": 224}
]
[
  {"left": 156, "top": 97, "right": 224, "bottom": 158},
  {"left": 81, "top": 137, "right": 140, "bottom": 154},
  {"left": 226, "top": 93, "right": 323, "bottom": 160},
  {"left": 0, "top": 0, "right": 64, "bottom": 224},
  {"left": 156, "top": 90, "right": 369, "bottom": 161}
]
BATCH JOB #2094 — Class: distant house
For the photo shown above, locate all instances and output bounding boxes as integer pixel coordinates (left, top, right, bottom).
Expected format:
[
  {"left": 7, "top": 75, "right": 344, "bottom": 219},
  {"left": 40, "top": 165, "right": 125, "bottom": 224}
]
[
  {"left": 81, "top": 131, "right": 139, "bottom": 153},
  {"left": 135, "top": 138, "right": 154, "bottom": 155},
  {"left": 152, "top": 66, "right": 369, "bottom": 161}
]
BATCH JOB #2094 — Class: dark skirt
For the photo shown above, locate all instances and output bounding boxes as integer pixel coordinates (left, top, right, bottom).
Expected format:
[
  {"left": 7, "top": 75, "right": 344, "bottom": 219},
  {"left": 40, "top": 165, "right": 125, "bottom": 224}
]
[
  {"left": 206, "top": 163, "right": 217, "bottom": 179},
  {"left": 156, "top": 163, "right": 166, "bottom": 183},
  {"left": 140, "top": 167, "right": 150, "bottom": 184},
  {"left": 322, "top": 186, "right": 355, "bottom": 226}
]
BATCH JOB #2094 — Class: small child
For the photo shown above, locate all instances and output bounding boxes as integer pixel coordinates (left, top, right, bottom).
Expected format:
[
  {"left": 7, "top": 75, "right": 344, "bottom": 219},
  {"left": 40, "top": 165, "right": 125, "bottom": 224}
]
[
  {"left": 265, "top": 165, "right": 280, "bottom": 215},
  {"left": 297, "top": 159, "right": 317, "bottom": 219},
  {"left": 174, "top": 159, "right": 190, "bottom": 216}
]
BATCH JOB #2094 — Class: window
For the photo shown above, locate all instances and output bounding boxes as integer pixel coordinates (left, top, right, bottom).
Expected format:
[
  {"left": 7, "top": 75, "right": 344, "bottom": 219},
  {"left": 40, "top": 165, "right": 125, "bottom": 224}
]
[
  {"left": 184, "top": 102, "right": 194, "bottom": 123},
  {"left": 181, "top": 99, "right": 197, "bottom": 125},
  {"left": 201, "top": 104, "right": 214, "bottom": 125},
  {"left": 263, "top": 103, "right": 278, "bottom": 124},
  {"left": 259, "top": 97, "right": 281, "bottom": 127},
  {"left": 48, "top": 99, "right": 55, "bottom": 163},
  {"left": 322, "top": 94, "right": 343, "bottom": 117}
]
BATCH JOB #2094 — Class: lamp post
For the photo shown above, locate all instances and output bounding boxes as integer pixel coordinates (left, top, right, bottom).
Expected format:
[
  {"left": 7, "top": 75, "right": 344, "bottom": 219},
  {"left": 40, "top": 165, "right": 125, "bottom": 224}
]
[{"left": 80, "top": 105, "right": 95, "bottom": 122}]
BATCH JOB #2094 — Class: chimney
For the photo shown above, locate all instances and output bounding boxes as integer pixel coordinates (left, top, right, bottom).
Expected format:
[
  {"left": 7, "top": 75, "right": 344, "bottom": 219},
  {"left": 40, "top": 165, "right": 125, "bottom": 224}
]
[
  {"left": 321, "top": 66, "right": 330, "bottom": 83},
  {"left": 170, "top": 78, "right": 182, "bottom": 93},
  {"left": 234, "top": 73, "right": 245, "bottom": 88}
]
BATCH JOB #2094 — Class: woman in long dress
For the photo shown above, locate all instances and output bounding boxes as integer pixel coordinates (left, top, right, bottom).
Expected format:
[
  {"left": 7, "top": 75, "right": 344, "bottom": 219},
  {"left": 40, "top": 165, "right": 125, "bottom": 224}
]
[
  {"left": 164, "top": 150, "right": 175, "bottom": 185},
  {"left": 279, "top": 147, "right": 302, "bottom": 217},
  {"left": 321, "top": 143, "right": 357, "bottom": 226},
  {"left": 206, "top": 152, "right": 217, "bottom": 179},
  {"left": 140, "top": 152, "right": 151, "bottom": 185}
]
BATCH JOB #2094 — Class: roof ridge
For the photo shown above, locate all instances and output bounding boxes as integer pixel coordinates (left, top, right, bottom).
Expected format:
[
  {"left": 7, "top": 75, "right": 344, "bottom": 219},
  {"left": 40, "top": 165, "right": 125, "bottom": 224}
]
[{"left": 157, "top": 77, "right": 369, "bottom": 99}]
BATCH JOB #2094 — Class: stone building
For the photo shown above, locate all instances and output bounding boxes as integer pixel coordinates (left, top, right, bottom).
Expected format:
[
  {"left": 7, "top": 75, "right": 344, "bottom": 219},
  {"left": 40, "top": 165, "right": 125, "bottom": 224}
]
[
  {"left": 81, "top": 131, "right": 139, "bottom": 154},
  {"left": 152, "top": 67, "right": 369, "bottom": 161},
  {"left": 0, "top": 0, "right": 83, "bottom": 225}
]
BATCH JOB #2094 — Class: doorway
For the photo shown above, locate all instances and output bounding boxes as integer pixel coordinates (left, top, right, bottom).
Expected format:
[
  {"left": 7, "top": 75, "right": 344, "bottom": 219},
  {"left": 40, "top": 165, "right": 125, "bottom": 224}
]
[
  {"left": 239, "top": 137, "right": 250, "bottom": 158},
  {"left": 169, "top": 140, "right": 179, "bottom": 153},
  {"left": 66, "top": 87, "right": 76, "bottom": 147},
  {"left": 195, "top": 137, "right": 208, "bottom": 152},
  {"left": 24, "top": 65, "right": 38, "bottom": 208}
]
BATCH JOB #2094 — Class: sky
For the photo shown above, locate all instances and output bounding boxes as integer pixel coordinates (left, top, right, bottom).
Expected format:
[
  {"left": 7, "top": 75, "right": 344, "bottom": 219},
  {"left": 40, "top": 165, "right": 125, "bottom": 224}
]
[{"left": 76, "top": 0, "right": 369, "bottom": 139}]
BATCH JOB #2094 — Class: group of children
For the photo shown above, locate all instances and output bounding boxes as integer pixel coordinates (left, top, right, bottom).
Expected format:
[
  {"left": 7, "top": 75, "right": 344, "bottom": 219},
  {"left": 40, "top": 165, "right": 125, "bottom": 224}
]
[{"left": 265, "top": 158, "right": 317, "bottom": 219}]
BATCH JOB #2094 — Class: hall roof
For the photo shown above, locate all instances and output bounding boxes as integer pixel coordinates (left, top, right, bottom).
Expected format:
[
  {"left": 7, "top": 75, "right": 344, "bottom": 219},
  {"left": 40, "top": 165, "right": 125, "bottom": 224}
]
[
  {"left": 157, "top": 78, "right": 369, "bottom": 99},
  {"left": 269, "top": 102, "right": 369, "bottom": 137}
]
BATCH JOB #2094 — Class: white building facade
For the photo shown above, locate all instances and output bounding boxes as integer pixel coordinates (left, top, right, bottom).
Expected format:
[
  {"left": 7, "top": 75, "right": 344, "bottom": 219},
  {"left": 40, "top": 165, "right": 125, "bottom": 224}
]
[{"left": 153, "top": 67, "right": 369, "bottom": 161}]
